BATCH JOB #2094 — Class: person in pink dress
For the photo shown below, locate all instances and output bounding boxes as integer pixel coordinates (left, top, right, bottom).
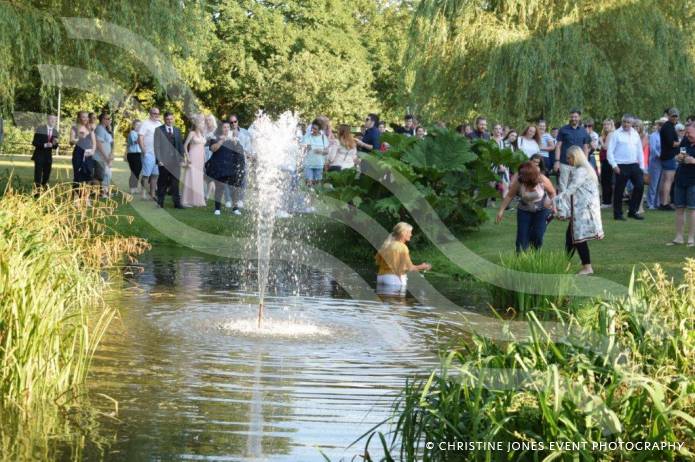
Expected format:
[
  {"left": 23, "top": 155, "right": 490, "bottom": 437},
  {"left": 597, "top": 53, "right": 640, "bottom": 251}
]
[{"left": 182, "top": 114, "right": 207, "bottom": 207}]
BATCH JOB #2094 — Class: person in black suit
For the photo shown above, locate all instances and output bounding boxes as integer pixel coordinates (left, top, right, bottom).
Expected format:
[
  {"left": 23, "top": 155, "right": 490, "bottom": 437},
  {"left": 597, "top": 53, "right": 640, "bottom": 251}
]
[
  {"left": 31, "top": 114, "right": 59, "bottom": 188},
  {"left": 154, "top": 112, "right": 185, "bottom": 208}
]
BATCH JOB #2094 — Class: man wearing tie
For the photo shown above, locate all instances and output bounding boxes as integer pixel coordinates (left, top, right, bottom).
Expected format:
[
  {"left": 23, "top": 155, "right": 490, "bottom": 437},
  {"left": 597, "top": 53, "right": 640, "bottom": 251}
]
[
  {"left": 154, "top": 112, "right": 185, "bottom": 208},
  {"left": 31, "top": 114, "right": 59, "bottom": 188}
]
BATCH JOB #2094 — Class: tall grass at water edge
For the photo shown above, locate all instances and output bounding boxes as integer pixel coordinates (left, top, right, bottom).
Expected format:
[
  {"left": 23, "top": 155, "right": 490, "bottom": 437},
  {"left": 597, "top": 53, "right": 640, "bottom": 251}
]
[
  {"left": 485, "top": 250, "right": 576, "bottom": 317},
  {"left": 0, "top": 182, "right": 148, "bottom": 459},
  {"left": 358, "top": 262, "right": 694, "bottom": 461}
]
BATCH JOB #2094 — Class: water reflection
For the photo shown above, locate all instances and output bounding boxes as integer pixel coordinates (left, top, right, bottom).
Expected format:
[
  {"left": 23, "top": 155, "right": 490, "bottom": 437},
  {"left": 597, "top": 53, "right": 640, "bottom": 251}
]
[{"left": 92, "top": 248, "right": 476, "bottom": 461}]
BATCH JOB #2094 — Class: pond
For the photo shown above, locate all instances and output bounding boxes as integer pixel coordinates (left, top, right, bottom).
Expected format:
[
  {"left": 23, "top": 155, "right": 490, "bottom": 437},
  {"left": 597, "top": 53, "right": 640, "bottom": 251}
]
[{"left": 89, "top": 247, "right": 482, "bottom": 461}]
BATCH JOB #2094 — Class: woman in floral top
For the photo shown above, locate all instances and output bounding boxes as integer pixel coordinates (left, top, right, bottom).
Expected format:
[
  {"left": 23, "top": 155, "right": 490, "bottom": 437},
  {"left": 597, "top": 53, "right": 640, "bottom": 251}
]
[{"left": 554, "top": 145, "right": 604, "bottom": 275}]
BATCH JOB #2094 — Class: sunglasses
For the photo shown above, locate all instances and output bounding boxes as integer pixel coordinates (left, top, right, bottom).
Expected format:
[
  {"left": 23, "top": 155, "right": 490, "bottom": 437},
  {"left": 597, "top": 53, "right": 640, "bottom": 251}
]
[{"left": 230, "top": 120, "right": 238, "bottom": 123}]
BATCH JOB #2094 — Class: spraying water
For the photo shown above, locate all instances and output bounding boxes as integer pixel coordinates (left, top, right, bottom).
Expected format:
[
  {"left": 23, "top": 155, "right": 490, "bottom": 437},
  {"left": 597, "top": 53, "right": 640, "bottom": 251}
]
[{"left": 248, "top": 111, "right": 300, "bottom": 327}]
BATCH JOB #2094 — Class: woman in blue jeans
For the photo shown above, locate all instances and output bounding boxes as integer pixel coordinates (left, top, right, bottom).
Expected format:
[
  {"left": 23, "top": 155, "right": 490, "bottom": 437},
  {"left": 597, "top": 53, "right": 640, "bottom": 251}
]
[{"left": 497, "top": 161, "right": 557, "bottom": 252}]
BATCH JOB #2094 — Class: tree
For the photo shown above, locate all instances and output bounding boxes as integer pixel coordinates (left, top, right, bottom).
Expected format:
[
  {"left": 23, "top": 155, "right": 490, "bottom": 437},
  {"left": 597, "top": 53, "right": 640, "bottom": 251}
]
[
  {"left": 402, "top": 0, "right": 695, "bottom": 126},
  {"left": 352, "top": 0, "right": 415, "bottom": 122},
  {"left": 202, "top": 0, "right": 380, "bottom": 124},
  {"left": 0, "top": 1, "right": 215, "bottom": 125}
]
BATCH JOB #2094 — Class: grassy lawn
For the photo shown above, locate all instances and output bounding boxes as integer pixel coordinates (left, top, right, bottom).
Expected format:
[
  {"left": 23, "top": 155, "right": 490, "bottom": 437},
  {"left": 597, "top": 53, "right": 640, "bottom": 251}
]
[{"left": 2, "top": 153, "right": 691, "bottom": 286}]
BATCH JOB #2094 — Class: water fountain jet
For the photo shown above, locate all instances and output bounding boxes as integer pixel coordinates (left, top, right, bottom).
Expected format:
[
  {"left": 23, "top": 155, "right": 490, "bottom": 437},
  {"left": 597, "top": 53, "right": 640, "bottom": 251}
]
[
  {"left": 257, "top": 302, "right": 264, "bottom": 328},
  {"left": 248, "top": 111, "right": 300, "bottom": 327}
]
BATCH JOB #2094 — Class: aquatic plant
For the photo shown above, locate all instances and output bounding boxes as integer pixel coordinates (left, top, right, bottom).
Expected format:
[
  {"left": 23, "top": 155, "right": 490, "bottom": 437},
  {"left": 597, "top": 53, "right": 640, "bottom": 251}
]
[
  {"left": 485, "top": 249, "right": 574, "bottom": 316},
  {"left": 359, "top": 262, "right": 695, "bottom": 461},
  {"left": 0, "top": 184, "right": 148, "bottom": 458}
]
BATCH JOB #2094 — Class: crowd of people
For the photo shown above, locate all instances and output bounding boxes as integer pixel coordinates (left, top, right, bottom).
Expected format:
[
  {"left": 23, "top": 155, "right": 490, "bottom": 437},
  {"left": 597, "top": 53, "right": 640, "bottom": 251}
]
[
  {"left": 31, "top": 109, "right": 387, "bottom": 216},
  {"left": 29, "top": 105, "right": 695, "bottom": 285},
  {"left": 77, "top": 108, "right": 253, "bottom": 214},
  {"left": 486, "top": 107, "right": 695, "bottom": 275},
  {"left": 373, "top": 107, "right": 695, "bottom": 286}
]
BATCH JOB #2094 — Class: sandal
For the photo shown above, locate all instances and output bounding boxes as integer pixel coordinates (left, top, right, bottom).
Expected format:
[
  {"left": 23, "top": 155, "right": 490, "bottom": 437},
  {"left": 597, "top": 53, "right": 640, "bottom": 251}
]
[
  {"left": 688, "top": 241, "right": 695, "bottom": 248},
  {"left": 667, "top": 240, "right": 684, "bottom": 246}
]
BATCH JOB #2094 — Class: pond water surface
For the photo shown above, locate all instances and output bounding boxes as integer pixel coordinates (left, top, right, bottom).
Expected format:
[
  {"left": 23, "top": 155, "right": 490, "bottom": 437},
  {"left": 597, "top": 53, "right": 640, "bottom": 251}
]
[{"left": 89, "top": 247, "right": 480, "bottom": 461}]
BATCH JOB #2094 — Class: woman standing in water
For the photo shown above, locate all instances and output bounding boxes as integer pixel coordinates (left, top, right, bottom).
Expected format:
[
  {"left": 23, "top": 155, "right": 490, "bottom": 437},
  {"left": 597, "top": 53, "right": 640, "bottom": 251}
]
[{"left": 375, "top": 222, "right": 432, "bottom": 293}]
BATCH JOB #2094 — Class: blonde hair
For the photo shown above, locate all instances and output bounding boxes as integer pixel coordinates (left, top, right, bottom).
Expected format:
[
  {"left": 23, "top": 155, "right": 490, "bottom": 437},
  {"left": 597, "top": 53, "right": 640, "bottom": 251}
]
[
  {"left": 600, "top": 119, "right": 615, "bottom": 139},
  {"left": 338, "top": 124, "right": 356, "bottom": 149},
  {"left": 634, "top": 119, "right": 646, "bottom": 137},
  {"left": 378, "top": 222, "right": 413, "bottom": 254},
  {"left": 75, "top": 111, "right": 89, "bottom": 127},
  {"left": 205, "top": 114, "right": 217, "bottom": 134},
  {"left": 567, "top": 146, "right": 598, "bottom": 183},
  {"left": 193, "top": 113, "right": 205, "bottom": 132}
]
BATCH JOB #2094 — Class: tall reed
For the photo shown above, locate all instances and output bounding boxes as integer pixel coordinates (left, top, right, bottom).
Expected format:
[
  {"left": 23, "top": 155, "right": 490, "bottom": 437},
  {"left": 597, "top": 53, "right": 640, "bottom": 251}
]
[
  {"left": 485, "top": 249, "right": 574, "bottom": 317},
  {"left": 361, "top": 262, "right": 695, "bottom": 461},
  {"left": 0, "top": 183, "right": 148, "bottom": 459}
]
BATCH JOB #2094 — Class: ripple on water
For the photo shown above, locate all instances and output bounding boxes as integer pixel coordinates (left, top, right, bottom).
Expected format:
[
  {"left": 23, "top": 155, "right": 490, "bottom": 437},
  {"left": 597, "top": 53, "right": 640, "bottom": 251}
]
[
  {"left": 218, "top": 317, "right": 331, "bottom": 338},
  {"left": 91, "top": 290, "right": 466, "bottom": 461}
]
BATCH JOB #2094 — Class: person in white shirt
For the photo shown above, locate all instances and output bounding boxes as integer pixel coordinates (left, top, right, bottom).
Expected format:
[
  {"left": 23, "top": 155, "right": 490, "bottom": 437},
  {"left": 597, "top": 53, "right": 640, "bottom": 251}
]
[
  {"left": 518, "top": 124, "right": 541, "bottom": 158},
  {"left": 607, "top": 114, "right": 645, "bottom": 220},
  {"left": 138, "top": 107, "right": 162, "bottom": 199},
  {"left": 326, "top": 124, "right": 359, "bottom": 171}
]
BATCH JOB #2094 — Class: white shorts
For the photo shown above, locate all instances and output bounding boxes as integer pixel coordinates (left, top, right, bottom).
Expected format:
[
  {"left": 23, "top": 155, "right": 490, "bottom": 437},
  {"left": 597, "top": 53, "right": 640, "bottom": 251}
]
[
  {"left": 376, "top": 274, "right": 408, "bottom": 289},
  {"left": 141, "top": 151, "right": 159, "bottom": 177},
  {"left": 377, "top": 274, "right": 407, "bottom": 285},
  {"left": 377, "top": 274, "right": 408, "bottom": 295}
]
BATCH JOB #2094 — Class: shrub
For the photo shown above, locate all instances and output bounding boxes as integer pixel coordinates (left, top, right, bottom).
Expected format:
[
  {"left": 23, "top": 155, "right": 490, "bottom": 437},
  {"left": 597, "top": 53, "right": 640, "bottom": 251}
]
[{"left": 320, "top": 128, "right": 526, "bottom": 238}]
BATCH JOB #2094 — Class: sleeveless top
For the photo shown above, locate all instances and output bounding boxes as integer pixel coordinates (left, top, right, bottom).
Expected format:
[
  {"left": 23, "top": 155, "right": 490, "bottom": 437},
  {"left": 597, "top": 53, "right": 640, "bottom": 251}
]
[
  {"left": 518, "top": 183, "right": 546, "bottom": 212},
  {"left": 72, "top": 126, "right": 93, "bottom": 160}
]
